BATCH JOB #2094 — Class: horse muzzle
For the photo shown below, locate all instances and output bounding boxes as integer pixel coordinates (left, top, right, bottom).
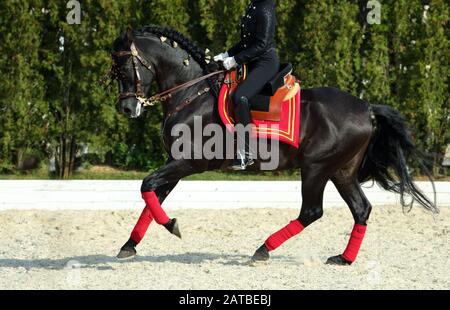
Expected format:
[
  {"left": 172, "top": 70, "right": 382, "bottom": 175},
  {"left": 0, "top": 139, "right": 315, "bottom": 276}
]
[{"left": 119, "top": 98, "right": 143, "bottom": 119}]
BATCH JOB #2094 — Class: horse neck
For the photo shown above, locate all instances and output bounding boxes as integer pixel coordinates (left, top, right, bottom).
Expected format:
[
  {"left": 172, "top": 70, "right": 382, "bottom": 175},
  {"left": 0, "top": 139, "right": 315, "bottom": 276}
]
[{"left": 137, "top": 36, "right": 205, "bottom": 115}]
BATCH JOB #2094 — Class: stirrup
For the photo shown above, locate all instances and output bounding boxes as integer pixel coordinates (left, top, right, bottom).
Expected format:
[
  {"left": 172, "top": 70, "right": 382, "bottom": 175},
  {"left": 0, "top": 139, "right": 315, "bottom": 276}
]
[{"left": 229, "top": 150, "right": 254, "bottom": 171}]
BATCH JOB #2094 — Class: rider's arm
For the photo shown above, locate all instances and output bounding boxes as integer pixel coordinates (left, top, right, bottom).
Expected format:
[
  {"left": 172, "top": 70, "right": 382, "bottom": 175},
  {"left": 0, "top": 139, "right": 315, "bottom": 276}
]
[{"left": 227, "top": 41, "right": 244, "bottom": 58}]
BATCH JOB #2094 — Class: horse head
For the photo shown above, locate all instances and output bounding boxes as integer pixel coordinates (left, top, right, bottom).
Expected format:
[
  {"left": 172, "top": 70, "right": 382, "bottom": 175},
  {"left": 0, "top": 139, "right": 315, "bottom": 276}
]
[
  {"left": 111, "top": 27, "right": 156, "bottom": 118},
  {"left": 110, "top": 26, "right": 218, "bottom": 119}
]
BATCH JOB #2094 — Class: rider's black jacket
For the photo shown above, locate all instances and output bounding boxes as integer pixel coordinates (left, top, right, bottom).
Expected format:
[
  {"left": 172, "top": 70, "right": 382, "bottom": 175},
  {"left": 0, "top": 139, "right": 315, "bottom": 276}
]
[{"left": 228, "top": 0, "right": 277, "bottom": 65}]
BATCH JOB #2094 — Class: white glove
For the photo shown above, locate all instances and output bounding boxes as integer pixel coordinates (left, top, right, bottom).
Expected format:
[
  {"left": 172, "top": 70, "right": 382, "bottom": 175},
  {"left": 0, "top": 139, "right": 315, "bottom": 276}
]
[
  {"left": 223, "top": 56, "right": 237, "bottom": 70},
  {"left": 213, "top": 52, "right": 229, "bottom": 62}
]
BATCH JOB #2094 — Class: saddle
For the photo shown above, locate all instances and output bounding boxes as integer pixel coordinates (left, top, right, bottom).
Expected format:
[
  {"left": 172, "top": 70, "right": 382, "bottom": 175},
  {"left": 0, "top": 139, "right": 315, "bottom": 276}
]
[
  {"left": 218, "top": 63, "right": 302, "bottom": 148},
  {"left": 223, "top": 63, "right": 299, "bottom": 122}
]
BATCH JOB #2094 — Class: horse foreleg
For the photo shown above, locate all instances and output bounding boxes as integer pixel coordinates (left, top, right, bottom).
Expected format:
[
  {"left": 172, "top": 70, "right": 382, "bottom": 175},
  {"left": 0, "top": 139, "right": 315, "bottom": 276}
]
[
  {"left": 137, "top": 182, "right": 180, "bottom": 238},
  {"left": 117, "top": 182, "right": 179, "bottom": 260},
  {"left": 117, "top": 159, "right": 203, "bottom": 259},
  {"left": 252, "top": 168, "right": 329, "bottom": 262}
]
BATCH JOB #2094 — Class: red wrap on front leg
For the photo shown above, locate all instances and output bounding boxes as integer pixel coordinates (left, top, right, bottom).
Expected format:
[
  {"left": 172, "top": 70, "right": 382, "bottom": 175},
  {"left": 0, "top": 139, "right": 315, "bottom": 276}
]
[
  {"left": 141, "top": 191, "right": 170, "bottom": 225},
  {"left": 264, "top": 220, "right": 305, "bottom": 251},
  {"left": 342, "top": 224, "right": 367, "bottom": 262},
  {"left": 130, "top": 205, "right": 154, "bottom": 244}
]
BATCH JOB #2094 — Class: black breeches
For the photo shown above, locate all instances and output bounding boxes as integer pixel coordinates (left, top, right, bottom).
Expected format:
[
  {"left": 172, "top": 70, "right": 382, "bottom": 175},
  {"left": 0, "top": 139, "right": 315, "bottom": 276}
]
[{"left": 232, "top": 50, "right": 280, "bottom": 127}]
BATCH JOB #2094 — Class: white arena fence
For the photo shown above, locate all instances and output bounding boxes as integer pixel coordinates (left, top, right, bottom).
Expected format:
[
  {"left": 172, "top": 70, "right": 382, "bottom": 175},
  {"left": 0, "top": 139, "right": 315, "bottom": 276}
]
[{"left": 0, "top": 180, "right": 449, "bottom": 210}]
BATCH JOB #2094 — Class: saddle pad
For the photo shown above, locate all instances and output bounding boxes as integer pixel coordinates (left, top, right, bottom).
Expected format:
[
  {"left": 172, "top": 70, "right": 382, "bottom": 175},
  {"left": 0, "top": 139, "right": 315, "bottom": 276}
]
[{"left": 218, "top": 72, "right": 301, "bottom": 148}]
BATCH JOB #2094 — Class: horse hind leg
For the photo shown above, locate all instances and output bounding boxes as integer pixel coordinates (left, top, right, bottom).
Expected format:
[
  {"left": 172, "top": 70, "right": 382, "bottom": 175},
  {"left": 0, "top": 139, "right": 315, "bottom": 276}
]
[
  {"left": 252, "top": 168, "right": 329, "bottom": 262},
  {"left": 327, "top": 163, "right": 372, "bottom": 265}
]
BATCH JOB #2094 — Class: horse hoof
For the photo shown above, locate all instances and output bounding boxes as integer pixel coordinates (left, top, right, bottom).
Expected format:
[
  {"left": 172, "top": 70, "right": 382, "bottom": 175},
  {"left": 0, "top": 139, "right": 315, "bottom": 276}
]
[
  {"left": 251, "top": 244, "right": 270, "bottom": 262},
  {"left": 116, "top": 238, "right": 137, "bottom": 260},
  {"left": 165, "top": 218, "right": 182, "bottom": 239},
  {"left": 326, "top": 255, "right": 352, "bottom": 266},
  {"left": 246, "top": 259, "right": 269, "bottom": 267},
  {"left": 117, "top": 248, "right": 136, "bottom": 260}
]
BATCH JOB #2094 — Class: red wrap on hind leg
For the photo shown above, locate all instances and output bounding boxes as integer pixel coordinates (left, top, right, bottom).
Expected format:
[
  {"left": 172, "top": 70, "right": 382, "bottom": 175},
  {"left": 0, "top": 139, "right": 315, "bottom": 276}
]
[
  {"left": 265, "top": 220, "right": 305, "bottom": 251},
  {"left": 342, "top": 224, "right": 367, "bottom": 262}
]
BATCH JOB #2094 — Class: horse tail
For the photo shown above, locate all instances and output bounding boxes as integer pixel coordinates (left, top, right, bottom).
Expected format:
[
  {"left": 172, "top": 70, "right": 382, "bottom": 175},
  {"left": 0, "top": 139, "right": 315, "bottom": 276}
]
[{"left": 357, "top": 104, "right": 438, "bottom": 213}]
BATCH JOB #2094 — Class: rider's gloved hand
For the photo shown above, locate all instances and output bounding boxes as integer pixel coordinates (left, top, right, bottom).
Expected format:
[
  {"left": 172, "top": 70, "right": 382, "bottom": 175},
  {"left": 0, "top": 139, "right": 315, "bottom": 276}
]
[
  {"left": 223, "top": 57, "right": 237, "bottom": 70},
  {"left": 213, "top": 52, "right": 229, "bottom": 62}
]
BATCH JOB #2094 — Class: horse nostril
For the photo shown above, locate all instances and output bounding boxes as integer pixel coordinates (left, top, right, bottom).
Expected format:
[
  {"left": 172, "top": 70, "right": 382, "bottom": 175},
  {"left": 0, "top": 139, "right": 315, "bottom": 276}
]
[{"left": 123, "top": 107, "right": 132, "bottom": 116}]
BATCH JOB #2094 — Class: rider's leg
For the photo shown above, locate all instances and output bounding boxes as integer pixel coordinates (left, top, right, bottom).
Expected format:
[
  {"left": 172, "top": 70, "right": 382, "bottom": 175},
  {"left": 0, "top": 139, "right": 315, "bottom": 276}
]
[{"left": 229, "top": 54, "right": 280, "bottom": 170}]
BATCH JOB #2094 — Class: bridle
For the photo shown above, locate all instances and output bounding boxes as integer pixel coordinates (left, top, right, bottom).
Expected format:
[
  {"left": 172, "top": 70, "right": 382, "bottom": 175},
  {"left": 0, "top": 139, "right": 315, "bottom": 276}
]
[
  {"left": 108, "top": 41, "right": 225, "bottom": 111},
  {"left": 111, "top": 42, "right": 158, "bottom": 107}
]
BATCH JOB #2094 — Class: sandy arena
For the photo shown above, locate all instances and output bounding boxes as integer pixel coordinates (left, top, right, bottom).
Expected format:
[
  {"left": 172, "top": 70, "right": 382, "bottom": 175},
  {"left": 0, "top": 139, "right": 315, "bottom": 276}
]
[{"left": 0, "top": 205, "right": 448, "bottom": 290}]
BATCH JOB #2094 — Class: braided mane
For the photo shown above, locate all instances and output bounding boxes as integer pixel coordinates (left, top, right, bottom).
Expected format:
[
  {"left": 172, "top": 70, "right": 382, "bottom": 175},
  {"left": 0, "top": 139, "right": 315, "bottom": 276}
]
[{"left": 133, "top": 25, "right": 218, "bottom": 74}]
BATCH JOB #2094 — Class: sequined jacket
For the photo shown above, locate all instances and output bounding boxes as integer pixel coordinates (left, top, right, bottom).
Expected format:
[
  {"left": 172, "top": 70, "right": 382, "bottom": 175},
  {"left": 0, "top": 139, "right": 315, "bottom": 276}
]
[{"left": 228, "top": 0, "right": 277, "bottom": 65}]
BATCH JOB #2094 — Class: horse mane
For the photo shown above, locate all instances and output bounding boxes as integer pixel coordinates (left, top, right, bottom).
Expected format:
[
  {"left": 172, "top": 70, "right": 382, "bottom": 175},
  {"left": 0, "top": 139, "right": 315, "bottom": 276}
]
[{"left": 133, "top": 25, "right": 219, "bottom": 74}]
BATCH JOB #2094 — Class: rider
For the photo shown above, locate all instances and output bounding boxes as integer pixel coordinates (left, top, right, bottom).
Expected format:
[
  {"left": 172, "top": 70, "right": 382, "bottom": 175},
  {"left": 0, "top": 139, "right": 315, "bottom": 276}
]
[{"left": 214, "top": 0, "right": 280, "bottom": 170}]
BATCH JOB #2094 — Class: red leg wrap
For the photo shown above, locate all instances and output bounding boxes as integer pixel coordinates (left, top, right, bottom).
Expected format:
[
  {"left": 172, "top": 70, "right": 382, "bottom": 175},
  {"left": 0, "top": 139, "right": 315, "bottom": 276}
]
[
  {"left": 141, "top": 191, "right": 170, "bottom": 225},
  {"left": 264, "top": 220, "right": 305, "bottom": 251},
  {"left": 130, "top": 205, "right": 154, "bottom": 244},
  {"left": 342, "top": 224, "right": 367, "bottom": 262}
]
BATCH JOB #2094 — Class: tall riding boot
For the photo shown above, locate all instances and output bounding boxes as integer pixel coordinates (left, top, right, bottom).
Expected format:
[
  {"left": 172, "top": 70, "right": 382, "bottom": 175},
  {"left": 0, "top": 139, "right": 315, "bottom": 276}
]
[{"left": 229, "top": 96, "right": 254, "bottom": 170}]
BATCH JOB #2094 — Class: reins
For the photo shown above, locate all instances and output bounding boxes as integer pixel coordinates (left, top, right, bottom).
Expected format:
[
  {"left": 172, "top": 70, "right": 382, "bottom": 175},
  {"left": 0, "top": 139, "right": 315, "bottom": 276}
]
[{"left": 146, "top": 70, "right": 224, "bottom": 107}]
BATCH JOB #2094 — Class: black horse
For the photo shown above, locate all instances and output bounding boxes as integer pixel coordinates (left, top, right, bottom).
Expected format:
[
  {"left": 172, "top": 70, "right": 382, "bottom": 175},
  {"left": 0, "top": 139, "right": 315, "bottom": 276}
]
[{"left": 110, "top": 26, "right": 437, "bottom": 265}]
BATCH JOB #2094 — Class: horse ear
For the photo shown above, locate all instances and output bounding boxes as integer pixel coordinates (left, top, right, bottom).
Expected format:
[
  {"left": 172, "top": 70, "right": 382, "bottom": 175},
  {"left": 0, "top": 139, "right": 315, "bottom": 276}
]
[{"left": 125, "top": 26, "right": 134, "bottom": 47}]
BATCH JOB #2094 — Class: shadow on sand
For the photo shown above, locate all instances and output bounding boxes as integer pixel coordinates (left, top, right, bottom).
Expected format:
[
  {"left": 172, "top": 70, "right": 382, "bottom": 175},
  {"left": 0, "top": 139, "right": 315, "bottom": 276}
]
[{"left": 0, "top": 252, "right": 298, "bottom": 270}]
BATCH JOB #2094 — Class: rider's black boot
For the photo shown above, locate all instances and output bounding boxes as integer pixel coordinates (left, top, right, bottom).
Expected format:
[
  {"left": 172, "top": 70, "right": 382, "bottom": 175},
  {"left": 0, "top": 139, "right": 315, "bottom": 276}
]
[{"left": 229, "top": 96, "right": 254, "bottom": 171}]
